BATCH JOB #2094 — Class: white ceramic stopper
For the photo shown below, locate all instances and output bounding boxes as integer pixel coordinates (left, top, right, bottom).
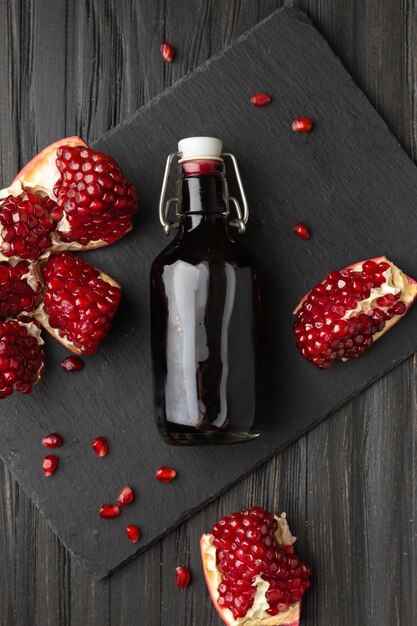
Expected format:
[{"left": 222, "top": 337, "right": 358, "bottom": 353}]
[{"left": 178, "top": 136, "right": 223, "bottom": 161}]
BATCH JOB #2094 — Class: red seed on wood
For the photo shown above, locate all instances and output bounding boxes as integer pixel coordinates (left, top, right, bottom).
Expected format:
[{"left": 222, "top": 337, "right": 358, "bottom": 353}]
[{"left": 160, "top": 41, "right": 175, "bottom": 63}]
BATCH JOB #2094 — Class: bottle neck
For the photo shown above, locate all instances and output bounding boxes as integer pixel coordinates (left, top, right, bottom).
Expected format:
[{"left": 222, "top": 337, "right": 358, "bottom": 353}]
[{"left": 177, "top": 160, "right": 228, "bottom": 228}]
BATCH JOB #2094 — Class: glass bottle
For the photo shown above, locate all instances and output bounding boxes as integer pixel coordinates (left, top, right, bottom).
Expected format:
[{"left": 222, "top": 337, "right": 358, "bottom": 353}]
[{"left": 150, "top": 137, "right": 262, "bottom": 445}]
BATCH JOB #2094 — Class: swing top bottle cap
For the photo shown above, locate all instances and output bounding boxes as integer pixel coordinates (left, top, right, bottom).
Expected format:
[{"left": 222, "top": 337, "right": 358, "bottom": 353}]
[{"left": 178, "top": 136, "right": 223, "bottom": 162}]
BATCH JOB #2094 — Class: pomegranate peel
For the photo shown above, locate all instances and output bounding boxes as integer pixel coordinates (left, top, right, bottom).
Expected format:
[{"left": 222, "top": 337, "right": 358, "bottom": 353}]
[
  {"left": 294, "top": 256, "right": 417, "bottom": 369},
  {"left": 201, "top": 509, "right": 308, "bottom": 626}
]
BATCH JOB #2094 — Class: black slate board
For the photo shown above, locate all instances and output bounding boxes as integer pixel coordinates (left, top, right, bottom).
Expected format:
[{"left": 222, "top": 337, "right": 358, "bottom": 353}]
[{"left": 2, "top": 6, "right": 417, "bottom": 579}]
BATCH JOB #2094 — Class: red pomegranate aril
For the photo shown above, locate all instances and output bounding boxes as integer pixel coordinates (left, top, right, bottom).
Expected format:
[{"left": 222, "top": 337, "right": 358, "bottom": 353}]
[
  {"left": 42, "top": 433, "right": 63, "bottom": 448},
  {"left": 99, "top": 503, "right": 120, "bottom": 519},
  {"left": 160, "top": 41, "right": 175, "bottom": 63},
  {"left": 61, "top": 355, "right": 84, "bottom": 371},
  {"left": 293, "top": 221, "right": 310, "bottom": 240},
  {"left": 175, "top": 566, "right": 191, "bottom": 588},
  {"left": 292, "top": 116, "right": 314, "bottom": 133},
  {"left": 92, "top": 436, "right": 108, "bottom": 457},
  {"left": 116, "top": 486, "right": 134, "bottom": 507},
  {"left": 126, "top": 524, "right": 141, "bottom": 543},
  {"left": 250, "top": 93, "right": 272, "bottom": 107},
  {"left": 155, "top": 466, "right": 177, "bottom": 483},
  {"left": 43, "top": 455, "right": 58, "bottom": 476}
]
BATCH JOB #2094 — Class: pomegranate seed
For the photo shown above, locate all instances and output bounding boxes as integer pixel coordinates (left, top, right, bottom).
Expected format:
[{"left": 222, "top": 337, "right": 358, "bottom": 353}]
[
  {"left": 292, "top": 116, "right": 314, "bottom": 133},
  {"left": 155, "top": 466, "right": 177, "bottom": 483},
  {"left": 126, "top": 524, "right": 141, "bottom": 543},
  {"left": 175, "top": 566, "right": 191, "bottom": 588},
  {"left": 43, "top": 455, "right": 59, "bottom": 476},
  {"left": 42, "top": 433, "right": 64, "bottom": 448},
  {"left": 293, "top": 222, "right": 310, "bottom": 240},
  {"left": 160, "top": 41, "right": 175, "bottom": 62},
  {"left": 92, "top": 436, "right": 109, "bottom": 457},
  {"left": 99, "top": 503, "right": 120, "bottom": 519},
  {"left": 61, "top": 356, "right": 84, "bottom": 372},
  {"left": 116, "top": 486, "right": 134, "bottom": 507},
  {"left": 250, "top": 93, "right": 272, "bottom": 108}
]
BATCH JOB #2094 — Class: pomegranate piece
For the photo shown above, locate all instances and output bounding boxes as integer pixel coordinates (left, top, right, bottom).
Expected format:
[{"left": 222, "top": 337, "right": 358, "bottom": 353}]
[
  {"left": 175, "top": 566, "right": 191, "bottom": 589},
  {"left": 42, "top": 433, "right": 63, "bottom": 448},
  {"left": 0, "top": 192, "right": 55, "bottom": 260},
  {"left": 42, "top": 455, "right": 59, "bottom": 476},
  {"left": 292, "top": 116, "right": 313, "bottom": 133},
  {"left": 155, "top": 466, "right": 177, "bottom": 483},
  {"left": 99, "top": 503, "right": 120, "bottom": 519},
  {"left": 0, "top": 320, "right": 44, "bottom": 398},
  {"left": 0, "top": 260, "right": 41, "bottom": 318},
  {"left": 201, "top": 507, "right": 310, "bottom": 624},
  {"left": 160, "top": 42, "right": 175, "bottom": 63},
  {"left": 61, "top": 355, "right": 84, "bottom": 372},
  {"left": 250, "top": 93, "right": 272, "bottom": 107},
  {"left": 125, "top": 524, "right": 141, "bottom": 543},
  {"left": 35, "top": 252, "right": 121, "bottom": 354},
  {"left": 294, "top": 257, "right": 417, "bottom": 369},
  {"left": 116, "top": 485, "right": 134, "bottom": 507},
  {"left": 92, "top": 436, "right": 109, "bottom": 458},
  {"left": 293, "top": 222, "right": 310, "bottom": 240}
]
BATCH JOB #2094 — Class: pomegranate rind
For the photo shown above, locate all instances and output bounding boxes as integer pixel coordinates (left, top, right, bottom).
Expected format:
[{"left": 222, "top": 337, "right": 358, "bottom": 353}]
[{"left": 200, "top": 513, "right": 301, "bottom": 626}]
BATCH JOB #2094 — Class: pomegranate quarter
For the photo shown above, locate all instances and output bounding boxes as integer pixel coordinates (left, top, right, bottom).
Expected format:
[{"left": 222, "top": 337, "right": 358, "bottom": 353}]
[
  {"left": 293, "top": 257, "right": 417, "bottom": 369},
  {"left": 201, "top": 506, "right": 311, "bottom": 626}
]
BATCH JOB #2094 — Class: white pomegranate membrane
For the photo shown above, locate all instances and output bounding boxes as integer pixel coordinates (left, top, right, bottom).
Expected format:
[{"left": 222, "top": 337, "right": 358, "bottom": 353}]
[
  {"left": 201, "top": 507, "right": 310, "bottom": 626},
  {"left": 293, "top": 257, "right": 417, "bottom": 369}
]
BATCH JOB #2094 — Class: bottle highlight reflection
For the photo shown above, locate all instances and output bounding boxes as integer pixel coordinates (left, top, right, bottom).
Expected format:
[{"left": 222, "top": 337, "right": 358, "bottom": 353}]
[{"left": 150, "top": 137, "right": 262, "bottom": 444}]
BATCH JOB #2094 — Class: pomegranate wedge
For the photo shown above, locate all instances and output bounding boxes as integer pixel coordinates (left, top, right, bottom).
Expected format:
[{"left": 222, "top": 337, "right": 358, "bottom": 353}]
[
  {"left": 201, "top": 507, "right": 310, "bottom": 626},
  {"left": 0, "top": 319, "right": 44, "bottom": 398},
  {"left": 293, "top": 256, "right": 417, "bottom": 369}
]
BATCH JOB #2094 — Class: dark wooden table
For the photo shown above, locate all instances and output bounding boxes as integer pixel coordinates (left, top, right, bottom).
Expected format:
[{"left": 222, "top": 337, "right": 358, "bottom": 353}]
[{"left": 1, "top": 1, "right": 416, "bottom": 624}]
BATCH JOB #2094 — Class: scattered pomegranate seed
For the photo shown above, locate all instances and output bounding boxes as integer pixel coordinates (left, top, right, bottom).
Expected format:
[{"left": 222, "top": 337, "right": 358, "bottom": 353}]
[
  {"left": 126, "top": 524, "right": 141, "bottom": 543},
  {"left": 292, "top": 116, "right": 313, "bottom": 133},
  {"left": 61, "top": 356, "right": 84, "bottom": 372},
  {"left": 42, "top": 433, "right": 64, "bottom": 448},
  {"left": 43, "top": 455, "right": 59, "bottom": 476},
  {"left": 92, "top": 436, "right": 109, "bottom": 457},
  {"left": 155, "top": 466, "right": 177, "bottom": 483},
  {"left": 99, "top": 503, "right": 120, "bottom": 519},
  {"left": 250, "top": 93, "right": 272, "bottom": 108},
  {"left": 160, "top": 41, "right": 175, "bottom": 63},
  {"left": 293, "top": 222, "right": 311, "bottom": 240},
  {"left": 116, "top": 486, "right": 134, "bottom": 507},
  {"left": 175, "top": 566, "right": 191, "bottom": 588}
]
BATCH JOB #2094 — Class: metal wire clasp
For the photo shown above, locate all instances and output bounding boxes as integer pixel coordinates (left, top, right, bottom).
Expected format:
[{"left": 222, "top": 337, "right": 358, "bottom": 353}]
[{"left": 158, "top": 150, "right": 249, "bottom": 235}]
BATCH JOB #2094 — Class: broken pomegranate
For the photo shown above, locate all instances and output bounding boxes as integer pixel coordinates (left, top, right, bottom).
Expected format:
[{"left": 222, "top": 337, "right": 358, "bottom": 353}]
[
  {"left": 42, "top": 433, "right": 63, "bottom": 448},
  {"left": 155, "top": 466, "right": 177, "bottom": 483},
  {"left": 0, "top": 319, "right": 44, "bottom": 398},
  {"left": 126, "top": 524, "right": 141, "bottom": 543},
  {"left": 291, "top": 117, "right": 313, "bottom": 133},
  {"left": 201, "top": 507, "right": 310, "bottom": 626},
  {"left": 116, "top": 486, "right": 134, "bottom": 507},
  {"left": 160, "top": 41, "right": 175, "bottom": 62},
  {"left": 0, "top": 260, "right": 41, "bottom": 319},
  {"left": 293, "top": 222, "right": 310, "bottom": 241},
  {"left": 92, "top": 436, "right": 109, "bottom": 457},
  {"left": 250, "top": 93, "right": 272, "bottom": 108},
  {"left": 42, "top": 455, "right": 59, "bottom": 476},
  {"left": 35, "top": 252, "right": 121, "bottom": 354},
  {"left": 175, "top": 566, "right": 191, "bottom": 589},
  {"left": 61, "top": 355, "right": 84, "bottom": 372},
  {"left": 99, "top": 503, "right": 120, "bottom": 519},
  {"left": 294, "top": 257, "right": 417, "bottom": 369}
]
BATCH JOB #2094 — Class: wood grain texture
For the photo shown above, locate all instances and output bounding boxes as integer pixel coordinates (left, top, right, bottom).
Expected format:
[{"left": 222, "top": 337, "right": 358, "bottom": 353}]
[{"left": 0, "top": 0, "right": 416, "bottom": 623}]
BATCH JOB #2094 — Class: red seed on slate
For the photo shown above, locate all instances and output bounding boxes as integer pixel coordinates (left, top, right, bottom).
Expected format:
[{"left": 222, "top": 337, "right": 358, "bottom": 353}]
[
  {"left": 293, "top": 222, "right": 311, "bottom": 240},
  {"left": 92, "top": 436, "right": 108, "bottom": 457},
  {"left": 116, "top": 486, "right": 134, "bottom": 507},
  {"left": 99, "top": 504, "right": 120, "bottom": 519},
  {"left": 175, "top": 566, "right": 191, "bottom": 588},
  {"left": 250, "top": 93, "right": 272, "bottom": 108},
  {"left": 42, "top": 432, "right": 63, "bottom": 448},
  {"left": 292, "top": 116, "right": 313, "bottom": 133},
  {"left": 61, "top": 356, "right": 84, "bottom": 372},
  {"left": 43, "top": 455, "right": 59, "bottom": 476},
  {"left": 160, "top": 41, "right": 175, "bottom": 63},
  {"left": 126, "top": 524, "right": 141, "bottom": 543},
  {"left": 155, "top": 466, "right": 177, "bottom": 483}
]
